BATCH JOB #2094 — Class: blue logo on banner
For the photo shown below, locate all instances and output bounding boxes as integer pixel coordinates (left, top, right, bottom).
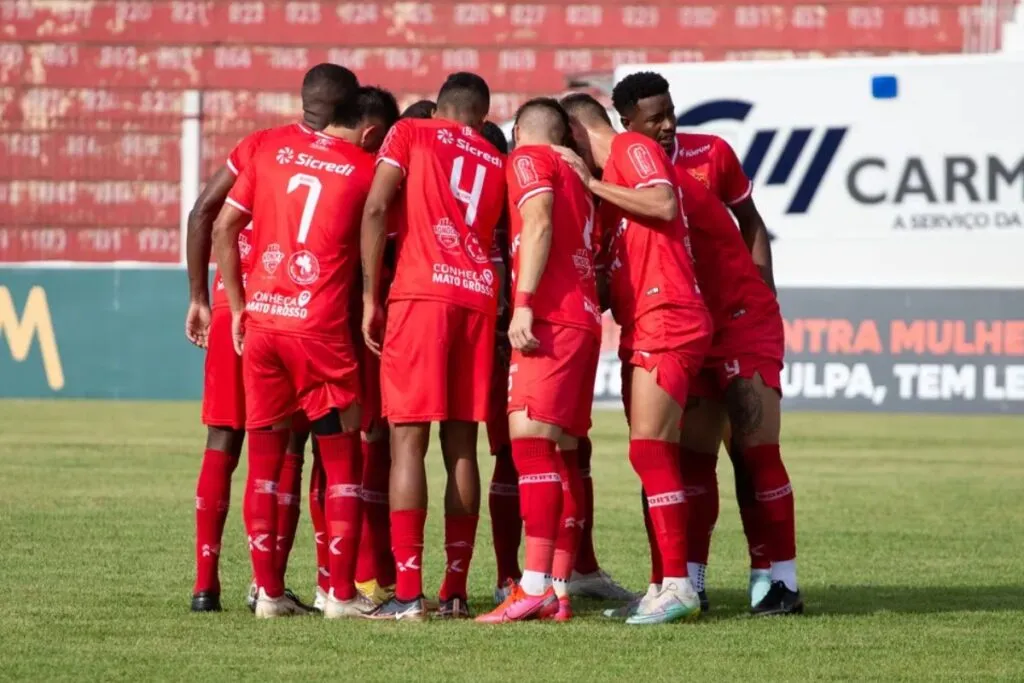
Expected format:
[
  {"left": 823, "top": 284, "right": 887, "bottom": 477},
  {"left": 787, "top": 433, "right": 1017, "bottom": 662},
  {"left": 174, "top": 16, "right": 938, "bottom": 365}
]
[{"left": 677, "top": 100, "right": 847, "bottom": 215}]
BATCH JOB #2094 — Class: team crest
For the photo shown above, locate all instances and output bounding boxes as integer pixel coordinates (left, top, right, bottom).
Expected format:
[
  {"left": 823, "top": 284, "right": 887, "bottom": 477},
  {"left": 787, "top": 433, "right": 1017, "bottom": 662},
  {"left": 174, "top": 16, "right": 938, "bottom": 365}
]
[
  {"left": 463, "top": 232, "right": 488, "bottom": 264},
  {"left": 626, "top": 143, "right": 657, "bottom": 178},
  {"left": 433, "top": 218, "right": 461, "bottom": 252},
  {"left": 513, "top": 156, "right": 539, "bottom": 187},
  {"left": 688, "top": 164, "right": 710, "bottom": 188},
  {"left": 276, "top": 147, "right": 295, "bottom": 164},
  {"left": 288, "top": 250, "right": 320, "bottom": 285},
  {"left": 261, "top": 243, "right": 284, "bottom": 274}
]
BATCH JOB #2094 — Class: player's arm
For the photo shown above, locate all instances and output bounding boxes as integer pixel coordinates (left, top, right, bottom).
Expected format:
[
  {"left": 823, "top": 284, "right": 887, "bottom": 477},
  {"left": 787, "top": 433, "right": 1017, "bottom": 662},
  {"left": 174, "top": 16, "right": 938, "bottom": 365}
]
[
  {"left": 730, "top": 197, "right": 776, "bottom": 294},
  {"left": 211, "top": 203, "right": 249, "bottom": 317},
  {"left": 508, "top": 192, "right": 554, "bottom": 352},
  {"left": 186, "top": 167, "right": 236, "bottom": 305},
  {"left": 360, "top": 163, "right": 403, "bottom": 354}
]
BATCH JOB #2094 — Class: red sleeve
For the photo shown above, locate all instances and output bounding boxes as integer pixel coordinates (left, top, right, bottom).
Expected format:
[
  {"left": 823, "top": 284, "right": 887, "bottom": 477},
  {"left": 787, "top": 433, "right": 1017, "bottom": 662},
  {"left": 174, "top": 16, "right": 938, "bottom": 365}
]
[
  {"left": 226, "top": 129, "right": 266, "bottom": 176},
  {"left": 713, "top": 137, "right": 753, "bottom": 206},
  {"left": 376, "top": 119, "right": 414, "bottom": 176},
  {"left": 613, "top": 134, "right": 675, "bottom": 190},
  {"left": 506, "top": 148, "right": 556, "bottom": 209},
  {"left": 225, "top": 158, "right": 257, "bottom": 214}
]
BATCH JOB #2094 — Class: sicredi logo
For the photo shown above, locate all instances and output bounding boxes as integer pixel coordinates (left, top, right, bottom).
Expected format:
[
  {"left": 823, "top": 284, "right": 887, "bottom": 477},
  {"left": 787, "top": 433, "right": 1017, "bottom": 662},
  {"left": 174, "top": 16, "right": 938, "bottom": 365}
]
[{"left": 677, "top": 99, "right": 847, "bottom": 216}]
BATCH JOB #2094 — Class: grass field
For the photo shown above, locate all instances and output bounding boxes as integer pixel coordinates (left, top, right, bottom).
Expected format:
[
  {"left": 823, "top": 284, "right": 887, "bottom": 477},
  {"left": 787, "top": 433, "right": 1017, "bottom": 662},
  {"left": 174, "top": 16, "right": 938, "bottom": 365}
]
[{"left": 1, "top": 400, "right": 1022, "bottom": 681}]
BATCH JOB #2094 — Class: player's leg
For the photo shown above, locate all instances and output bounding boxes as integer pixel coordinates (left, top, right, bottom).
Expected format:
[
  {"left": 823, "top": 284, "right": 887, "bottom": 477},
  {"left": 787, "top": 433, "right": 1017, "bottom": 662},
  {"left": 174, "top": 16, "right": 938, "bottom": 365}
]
[
  {"left": 356, "top": 421, "right": 395, "bottom": 605},
  {"left": 486, "top": 341, "right": 522, "bottom": 603},
  {"left": 551, "top": 433, "right": 584, "bottom": 621},
  {"left": 679, "top": 387, "right": 728, "bottom": 613},
  {"left": 308, "top": 439, "right": 330, "bottom": 610},
  {"left": 722, "top": 422, "right": 772, "bottom": 607},
  {"left": 273, "top": 419, "right": 310, "bottom": 608}
]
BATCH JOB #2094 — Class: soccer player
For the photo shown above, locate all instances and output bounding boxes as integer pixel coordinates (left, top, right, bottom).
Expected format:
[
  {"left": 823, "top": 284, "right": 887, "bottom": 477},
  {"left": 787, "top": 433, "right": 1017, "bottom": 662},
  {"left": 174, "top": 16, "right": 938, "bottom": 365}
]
[
  {"left": 361, "top": 72, "right": 506, "bottom": 621},
  {"left": 401, "top": 99, "right": 437, "bottom": 119},
  {"left": 184, "top": 63, "right": 358, "bottom": 613},
  {"left": 613, "top": 71, "right": 802, "bottom": 615},
  {"left": 558, "top": 93, "right": 711, "bottom": 624},
  {"left": 211, "top": 91, "right": 385, "bottom": 620},
  {"left": 476, "top": 98, "right": 600, "bottom": 624}
]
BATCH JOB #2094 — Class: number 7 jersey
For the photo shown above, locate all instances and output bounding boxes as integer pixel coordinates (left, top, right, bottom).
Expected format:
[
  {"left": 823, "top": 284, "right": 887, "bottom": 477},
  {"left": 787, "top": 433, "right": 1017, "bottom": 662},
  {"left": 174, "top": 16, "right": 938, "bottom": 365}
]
[
  {"left": 377, "top": 118, "right": 507, "bottom": 315},
  {"left": 226, "top": 129, "right": 376, "bottom": 341}
]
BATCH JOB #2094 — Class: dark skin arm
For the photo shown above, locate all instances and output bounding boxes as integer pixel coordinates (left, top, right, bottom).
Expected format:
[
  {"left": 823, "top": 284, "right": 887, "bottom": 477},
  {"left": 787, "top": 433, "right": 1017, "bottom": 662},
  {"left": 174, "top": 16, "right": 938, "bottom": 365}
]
[
  {"left": 730, "top": 196, "right": 776, "bottom": 295},
  {"left": 360, "top": 162, "right": 404, "bottom": 356},
  {"left": 186, "top": 167, "right": 236, "bottom": 304},
  {"left": 211, "top": 203, "right": 249, "bottom": 355},
  {"left": 554, "top": 145, "right": 678, "bottom": 222}
]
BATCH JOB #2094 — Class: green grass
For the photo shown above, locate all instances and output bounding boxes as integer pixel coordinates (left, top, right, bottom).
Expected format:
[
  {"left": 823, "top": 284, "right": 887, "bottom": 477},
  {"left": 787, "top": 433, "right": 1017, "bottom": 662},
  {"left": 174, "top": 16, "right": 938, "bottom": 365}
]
[{"left": 1, "top": 400, "right": 1022, "bottom": 681}]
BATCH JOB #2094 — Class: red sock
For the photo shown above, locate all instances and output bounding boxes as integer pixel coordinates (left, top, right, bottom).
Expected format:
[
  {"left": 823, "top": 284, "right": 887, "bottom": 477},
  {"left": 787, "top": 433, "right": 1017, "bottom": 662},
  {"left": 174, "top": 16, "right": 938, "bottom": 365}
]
[
  {"left": 488, "top": 445, "right": 522, "bottom": 585},
  {"left": 244, "top": 430, "right": 289, "bottom": 597},
  {"left": 681, "top": 449, "right": 719, "bottom": 566},
  {"left": 274, "top": 452, "right": 303, "bottom": 583},
  {"left": 641, "top": 492, "right": 663, "bottom": 584},
  {"left": 194, "top": 448, "right": 239, "bottom": 594},
  {"left": 630, "top": 440, "right": 688, "bottom": 579},
  {"left": 728, "top": 443, "right": 771, "bottom": 570},
  {"left": 319, "top": 432, "right": 363, "bottom": 601},
  {"left": 745, "top": 444, "right": 797, "bottom": 563},
  {"left": 573, "top": 437, "right": 599, "bottom": 575},
  {"left": 308, "top": 449, "right": 330, "bottom": 593},
  {"left": 391, "top": 508, "right": 427, "bottom": 601},
  {"left": 512, "top": 438, "right": 563, "bottom": 579},
  {"left": 357, "top": 438, "right": 394, "bottom": 586},
  {"left": 439, "top": 514, "right": 479, "bottom": 601},
  {"left": 552, "top": 448, "right": 583, "bottom": 583}
]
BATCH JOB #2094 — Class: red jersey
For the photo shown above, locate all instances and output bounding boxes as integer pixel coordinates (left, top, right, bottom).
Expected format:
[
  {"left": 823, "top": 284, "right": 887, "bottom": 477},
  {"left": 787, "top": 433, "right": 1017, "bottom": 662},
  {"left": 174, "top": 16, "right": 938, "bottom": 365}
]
[
  {"left": 672, "top": 132, "right": 752, "bottom": 207},
  {"left": 377, "top": 118, "right": 506, "bottom": 315},
  {"left": 226, "top": 128, "right": 375, "bottom": 342},
  {"left": 212, "top": 122, "right": 315, "bottom": 309},
  {"left": 507, "top": 145, "right": 601, "bottom": 338},
  {"left": 674, "top": 170, "right": 778, "bottom": 330},
  {"left": 599, "top": 132, "right": 704, "bottom": 327}
]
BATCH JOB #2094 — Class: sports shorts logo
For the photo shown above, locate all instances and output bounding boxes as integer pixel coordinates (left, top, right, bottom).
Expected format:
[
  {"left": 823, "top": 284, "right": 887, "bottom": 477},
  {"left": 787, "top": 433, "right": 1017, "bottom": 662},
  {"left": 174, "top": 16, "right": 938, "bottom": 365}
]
[
  {"left": 433, "top": 217, "right": 461, "bottom": 253},
  {"left": 261, "top": 243, "right": 284, "bottom": 274},
  {"left": 276, "top": 147, "right": 295, "bottom": 164},
  {"left": 627, "top": 143, "right": 657, "bottom": 178},
  {"left": 463, "top": 232, "right": 488, "bottom": 264},
  {"left": 513, "top": 155, "right": 540, "bottom": 187},
  {"left": 437, "top": 129, "right": 454, "bottom": 145},
  {"left": 288, "top": 250, "right": 320, "bottom": 285}
]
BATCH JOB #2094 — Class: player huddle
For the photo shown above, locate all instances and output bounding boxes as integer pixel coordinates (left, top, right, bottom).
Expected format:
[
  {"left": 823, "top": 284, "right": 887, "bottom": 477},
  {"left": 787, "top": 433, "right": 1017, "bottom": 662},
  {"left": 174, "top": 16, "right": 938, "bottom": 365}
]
[{"left": 183, "top": 63, "right": 802, "bottom": 624}]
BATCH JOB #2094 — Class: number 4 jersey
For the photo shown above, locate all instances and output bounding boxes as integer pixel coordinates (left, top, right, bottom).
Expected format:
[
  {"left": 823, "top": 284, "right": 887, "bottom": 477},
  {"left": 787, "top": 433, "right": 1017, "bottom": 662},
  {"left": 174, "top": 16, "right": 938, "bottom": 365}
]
[
  {"left": 377, "top": 118, "right": 507, "bottom": 316},
  {"left": 226, "top": 129, "right": 376, "bottom": 341}
]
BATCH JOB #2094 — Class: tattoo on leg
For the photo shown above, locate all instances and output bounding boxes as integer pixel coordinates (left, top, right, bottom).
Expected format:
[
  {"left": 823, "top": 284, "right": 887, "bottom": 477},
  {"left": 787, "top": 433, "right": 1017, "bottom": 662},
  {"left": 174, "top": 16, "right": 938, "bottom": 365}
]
[{"left": 726, "top": 379, "right": 764, "bottom": 438}]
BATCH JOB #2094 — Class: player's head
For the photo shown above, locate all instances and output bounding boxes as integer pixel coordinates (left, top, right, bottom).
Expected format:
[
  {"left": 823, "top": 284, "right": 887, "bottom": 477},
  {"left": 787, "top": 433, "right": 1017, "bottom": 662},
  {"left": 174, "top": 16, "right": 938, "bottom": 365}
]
[
  {"left": 512, "top": 97, "right": 570, "bottom": 148},
  {"left": 481, "top": 121, "right": 509, "bottom": 155},
  {"left": 612, "top": 71, "right": 676, "bottom": 154},
  {"left": 559, "top": 93, "right": 608, "bottom": 171},
  {"left": 301, "top": 63, "right": 360, "bottom": 131},
  {"left": 435, "top": 72, "right": 491, "bottom": 130},
  {"left": 401, "top": 99, "right": 436, "bottom": 120},
  {"left": 350, "top": 86, "right": 400, "bottom": 152}
]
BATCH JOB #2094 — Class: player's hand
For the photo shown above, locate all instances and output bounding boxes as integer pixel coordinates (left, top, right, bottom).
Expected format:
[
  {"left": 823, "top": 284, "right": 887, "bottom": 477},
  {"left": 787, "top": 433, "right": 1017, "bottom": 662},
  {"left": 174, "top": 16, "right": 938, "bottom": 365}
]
[
  {"left": 509, "top": 307, "right": 539, "bottom": 354},
  {"left": 185, "top": 300, "right": 212, "bottom": 349},
  {"left": 230, "top": 310, "right": 245, "bottom": 356},
  {"left": 362, "top": 299, "right": 384, "bottom": 357},
  {"left": 552, "top": 145, "right": 593, "bottom": 187}
]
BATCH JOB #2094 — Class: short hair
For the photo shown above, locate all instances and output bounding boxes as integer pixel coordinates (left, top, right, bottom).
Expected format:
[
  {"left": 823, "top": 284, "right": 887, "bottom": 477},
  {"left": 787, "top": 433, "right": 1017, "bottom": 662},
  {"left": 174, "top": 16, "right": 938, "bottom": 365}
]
[
  {"left": 481, "top": 121, "right": 509, "bottom": 155},
  {"left": 436, "top": 72, "right": 491, "bottom": 120},
  {"left": 302, "top": 63, "right": 359, "bottom": 129},
  {"left": 355, "top": 86, "right": 399, "bottom": 128},
  {"left": 401, "top": 99, "right": 436, "bottom": 120},
  {"left": 513, "top": 97, "right": 570, "bottom": 145},
  {"left": 611, "top": 71, "right": 670, "bottom": 116},
  {"left": 559, "top": 92, "right": 612, "bottom": 126}
]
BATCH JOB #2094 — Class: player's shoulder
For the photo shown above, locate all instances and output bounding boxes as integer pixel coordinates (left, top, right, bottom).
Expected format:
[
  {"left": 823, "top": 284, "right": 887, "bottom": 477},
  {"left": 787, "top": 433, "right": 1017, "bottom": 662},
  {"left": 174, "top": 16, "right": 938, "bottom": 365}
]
[
  {"left": 612, "top": 131, "right": 667, "bottom": 163},
  {"left": 508, "top": 145, "right": 557, "bottom": 188},
  {"left": 677, "top": 131, "right": 736, "bottom": 159}
]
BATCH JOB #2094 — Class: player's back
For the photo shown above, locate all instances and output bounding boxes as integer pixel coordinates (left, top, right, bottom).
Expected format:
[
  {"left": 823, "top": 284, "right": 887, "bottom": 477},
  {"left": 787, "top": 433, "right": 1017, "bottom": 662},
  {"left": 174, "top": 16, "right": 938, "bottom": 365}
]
[
  {"left": 378, "top": 118, "right": 507, "bottom": 315},
  {"left": 507, "top": 145, "right": 601, "bottom": 335},
  {"left": 673, "top": 132, "right": 752, "bottom": 207},
  {"left": 675, "top": 170, "right": 778, "bottom": 329},
  {"left": 231, "top": 128, "right": 375, "bottom": 342},
  {"left": 600, "top": 132, "right": 704, "bottom": 328}
]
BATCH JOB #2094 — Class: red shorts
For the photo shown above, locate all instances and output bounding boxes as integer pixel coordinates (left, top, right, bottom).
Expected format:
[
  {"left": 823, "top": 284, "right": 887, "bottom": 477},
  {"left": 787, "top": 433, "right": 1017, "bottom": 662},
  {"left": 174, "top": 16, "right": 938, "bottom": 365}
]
[
  {"left": 242, "top": 328, "right": 361, "bottom": 430},
  {"left": 690, "top": 309, "right": 784, "bottom": 400},
  {"left": 381, "top": 299, "right": 495, "bottom": 423},
  {"left": 486, "top": 335, "right": 511, "bottom": 454},
  {"left": 201, "top": 307, "right": 246, "bottom": 429},
  {"left": 619, "top": 305, "right": 712, "bottom": 415},
  {"left": 355, "top": 336, "right": 384, "bottom": 433},
  {"left": 508, "top": 322, "right": 600, "bottom": 438}
]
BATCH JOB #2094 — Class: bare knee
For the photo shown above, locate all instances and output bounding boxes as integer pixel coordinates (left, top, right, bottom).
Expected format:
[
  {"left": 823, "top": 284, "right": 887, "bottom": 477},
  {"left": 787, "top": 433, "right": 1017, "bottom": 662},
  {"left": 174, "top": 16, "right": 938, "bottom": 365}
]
[
  {"left": 509, "top": 410, "right": 562, "bottom": 442},
  {"left": 440, "top": 420, "right": 479, "bottom": 466},
  {"left": 206, "top": 426, "right": 244, "bottom": 455},
  {"left": 725, "top": 374, "right": 781, "bottom": 449},
  {"left": 681, "top": 396, "right": 727, "bottom": 454},
  {"left": 392, "top": 423, "right": 430, "bottom": 461}
]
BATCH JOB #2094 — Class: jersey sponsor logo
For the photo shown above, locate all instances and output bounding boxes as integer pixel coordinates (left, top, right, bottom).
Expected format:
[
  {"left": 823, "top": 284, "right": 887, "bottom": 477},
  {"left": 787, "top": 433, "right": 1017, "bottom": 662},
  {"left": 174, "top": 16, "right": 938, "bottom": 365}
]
[
  {"left": 431, "top": 263, "right": 495, "bottom": 297},
  {"left": 294, "top": 153, "right": 355, "bottom": 175},
  {"left": 237, "top": 231, "right": 252, "bottom": 260},
  {"left": 0, "top": 285, "right": 64, "bottom": 391},
  {"left": 433, "top": 217, "right": 461, "bottom": 253},
  {"left": 287, "top": 250, "right": 320, "bottom": 285},
  {"left": 437, "top": 129, "right": 455, "bottom": 145},
  {"left": 677, "top": 99, "right": 846, "bottom": 215},
  {"left": 513, "top": 155, "right": 539, "bottom": 187},
  {"left": 463, "top": 232, "right": 488, "bottom": 264},
  {"left": 627, "top": 143, "right": 658, "bottom": 178},
  {"left": 481, "top": 268, "right": 494, "bottom": 286},
  {"left": 247, "top": 290, "right": 311, "bottom": 319},
  {"left": 276, "top": 146, "right": 295, "bottom": 164},
  {"left": 261, "top": 243, "right": 284, "bottom": 274},
  {"left": 573, "top": 248, "right": 594, "bottom": 280}
]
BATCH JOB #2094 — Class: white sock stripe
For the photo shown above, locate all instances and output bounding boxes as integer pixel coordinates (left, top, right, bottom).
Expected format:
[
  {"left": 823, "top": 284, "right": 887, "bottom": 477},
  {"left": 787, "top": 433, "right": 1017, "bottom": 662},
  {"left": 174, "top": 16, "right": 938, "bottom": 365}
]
[
  {"left": 277, "top": 493, "right": 299, "bottom": 506},
  {"left": 755, "top": 484, "right": 793, "bottom": 502},
  {"left": 328, "top": 483, "right": 363, "bottom": 499},
  {"left": 489, "top": 482, "right": 520, "bottom": 496},
  {"left": 360, "top": 490, "right": 389, "bottom": 505},
  {"left": 647, "top": 491, "right": 686, "bottom": 507},
  {"left": 518, "top": 472, "right": 562, "bottom": 485},
  {"left": 255, "top": 479, "right": 277, "bottom": 495}
]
